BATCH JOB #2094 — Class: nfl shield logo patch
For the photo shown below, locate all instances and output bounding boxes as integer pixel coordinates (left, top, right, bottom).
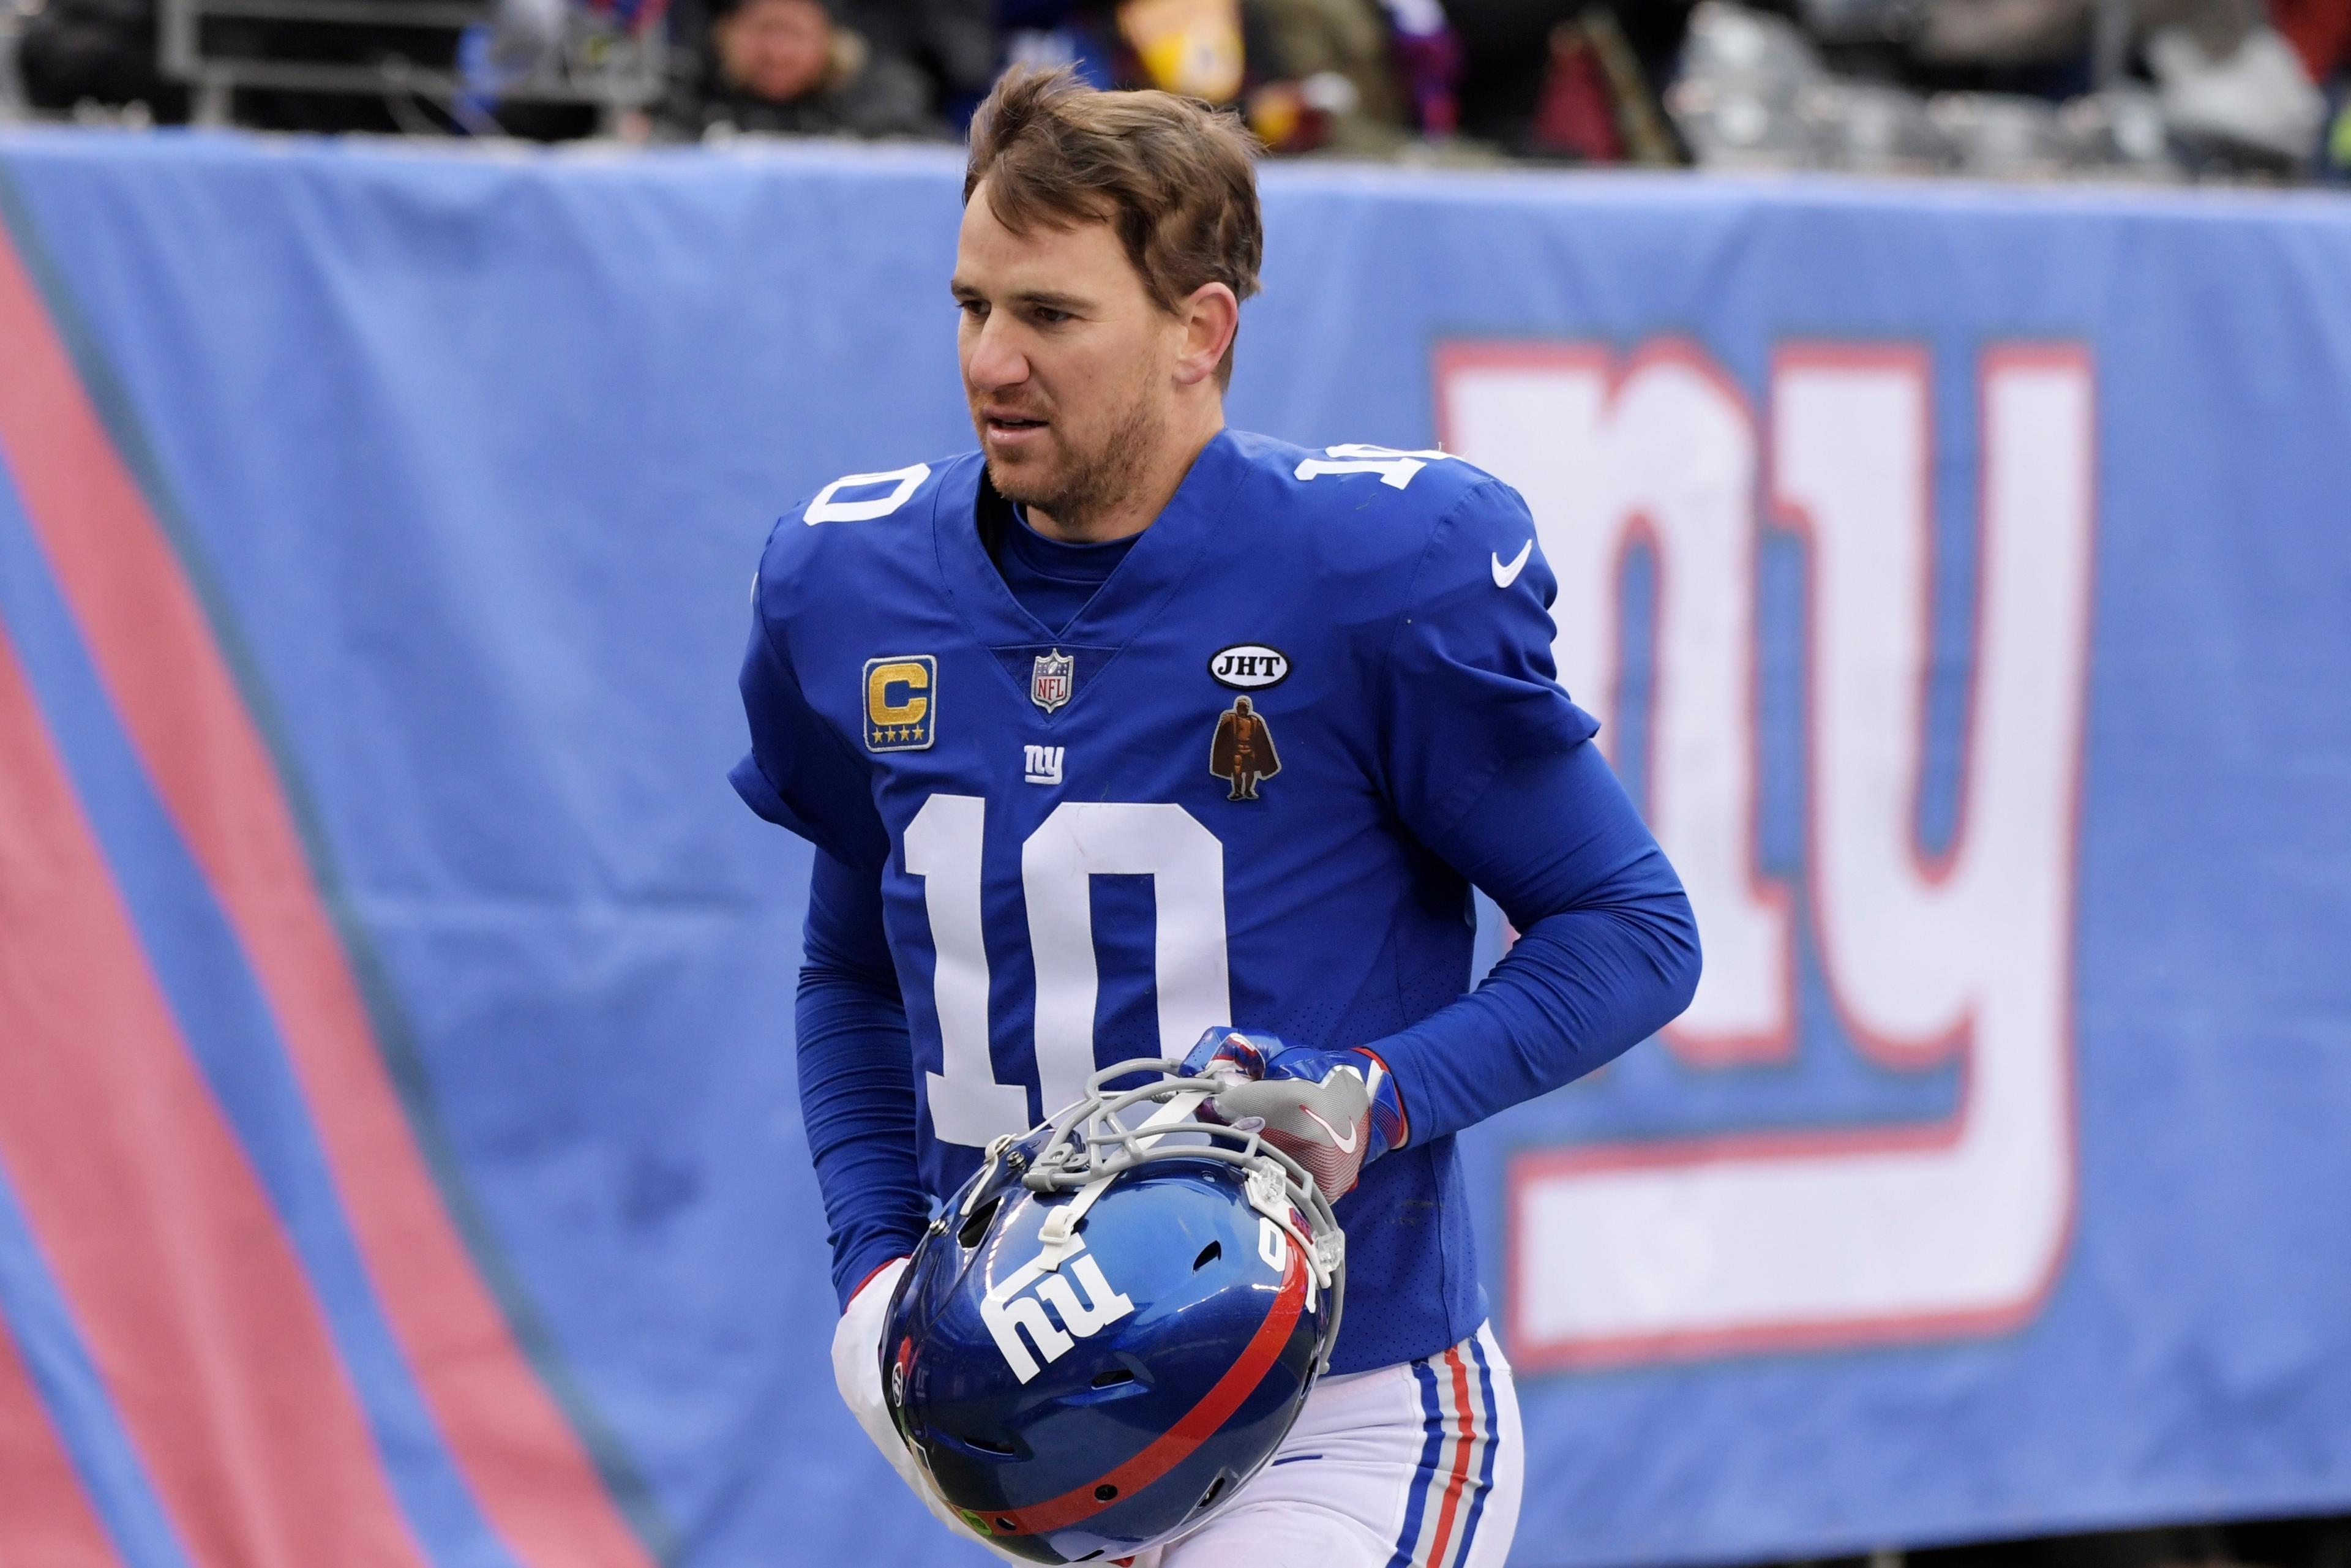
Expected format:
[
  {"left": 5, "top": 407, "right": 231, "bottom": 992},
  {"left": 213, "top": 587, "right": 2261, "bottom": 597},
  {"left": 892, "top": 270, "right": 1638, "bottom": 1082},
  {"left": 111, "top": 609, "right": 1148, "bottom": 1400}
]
[{"left": 1030, "top": 649, "right": 1073, "bottom": 713}]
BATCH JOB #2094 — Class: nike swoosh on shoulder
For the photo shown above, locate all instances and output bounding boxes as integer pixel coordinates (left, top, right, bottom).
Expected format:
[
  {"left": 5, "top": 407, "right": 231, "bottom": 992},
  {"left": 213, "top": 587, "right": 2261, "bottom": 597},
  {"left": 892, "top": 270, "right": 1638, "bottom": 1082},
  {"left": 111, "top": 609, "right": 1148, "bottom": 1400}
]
[
  {"left": 1299, "top": 1106, "right": 1359, "bottom": 1153},
  {"left": 1491, "top": 539, "right": 1533, "bottom": 588}
]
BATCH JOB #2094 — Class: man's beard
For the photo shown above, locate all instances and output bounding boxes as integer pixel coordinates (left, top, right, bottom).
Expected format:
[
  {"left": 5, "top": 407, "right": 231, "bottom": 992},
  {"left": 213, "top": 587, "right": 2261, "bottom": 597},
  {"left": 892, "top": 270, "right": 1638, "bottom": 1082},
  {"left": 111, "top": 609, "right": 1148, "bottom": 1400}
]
[{"left": 984, "top": 394, "right": 1164, "bottom": 538}]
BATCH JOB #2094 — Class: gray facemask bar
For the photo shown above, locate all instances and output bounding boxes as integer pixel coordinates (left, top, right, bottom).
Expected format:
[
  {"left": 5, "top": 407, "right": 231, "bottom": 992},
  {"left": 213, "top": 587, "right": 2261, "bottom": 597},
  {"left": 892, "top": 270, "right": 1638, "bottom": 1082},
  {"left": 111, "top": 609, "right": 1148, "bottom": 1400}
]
[{"left": 965, "top": 1056, "right": 1348, "bottom": 1376}]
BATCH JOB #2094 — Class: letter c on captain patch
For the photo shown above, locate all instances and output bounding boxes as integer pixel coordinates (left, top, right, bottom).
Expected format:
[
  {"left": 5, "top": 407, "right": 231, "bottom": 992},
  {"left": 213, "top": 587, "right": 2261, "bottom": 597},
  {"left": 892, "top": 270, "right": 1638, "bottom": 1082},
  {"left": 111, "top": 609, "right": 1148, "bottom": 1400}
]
[{"left": 864, "top": 655, "right": 937, "bottom": 752}]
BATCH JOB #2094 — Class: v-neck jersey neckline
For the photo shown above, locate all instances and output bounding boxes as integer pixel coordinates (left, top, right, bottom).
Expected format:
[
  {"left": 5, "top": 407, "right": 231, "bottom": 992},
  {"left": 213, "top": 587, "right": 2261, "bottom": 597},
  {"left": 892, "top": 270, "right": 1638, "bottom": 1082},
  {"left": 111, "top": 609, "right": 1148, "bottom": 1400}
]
[{"left": 932, "top": 429, "right": 1250, "bottom": 657}]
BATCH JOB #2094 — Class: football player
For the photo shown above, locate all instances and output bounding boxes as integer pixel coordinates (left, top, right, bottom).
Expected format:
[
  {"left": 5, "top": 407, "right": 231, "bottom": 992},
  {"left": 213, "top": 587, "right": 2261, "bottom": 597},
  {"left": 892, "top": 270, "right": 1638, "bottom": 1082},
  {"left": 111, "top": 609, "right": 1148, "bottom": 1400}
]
[{"left": 733, "top": 67, "right": 1701, "bottom": 1567}]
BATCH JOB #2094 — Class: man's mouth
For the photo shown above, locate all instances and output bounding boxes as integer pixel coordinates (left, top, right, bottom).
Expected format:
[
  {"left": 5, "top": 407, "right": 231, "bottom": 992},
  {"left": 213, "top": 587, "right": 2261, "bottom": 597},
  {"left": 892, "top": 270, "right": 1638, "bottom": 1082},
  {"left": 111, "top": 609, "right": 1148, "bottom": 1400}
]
[{"left": 982, "top": 411, "right": 1051, "bottom": 452}]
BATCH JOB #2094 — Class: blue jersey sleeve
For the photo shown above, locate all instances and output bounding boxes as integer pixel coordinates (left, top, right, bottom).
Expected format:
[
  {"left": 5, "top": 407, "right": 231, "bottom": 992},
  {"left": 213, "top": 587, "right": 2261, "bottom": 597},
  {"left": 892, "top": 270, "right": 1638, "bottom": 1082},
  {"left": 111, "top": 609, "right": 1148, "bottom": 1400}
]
[
  {"left": 1378, "top": 478, "right": 1601, "bottom": 835},
  {"left": 730, "top": 564, "right": 890, "bottom": 875},
  {"left": 734, "top": 520, "right": 922, "bottom": 1307},
  {"left": 1368, "top": 476, "right": 1700, "bottom": 1141},
  {"left": 1372, "top": 743, "right": 1701, "bottom": 1144},
  {"left": 797, "top": 849, "right": 932, "bottom": 1310}
]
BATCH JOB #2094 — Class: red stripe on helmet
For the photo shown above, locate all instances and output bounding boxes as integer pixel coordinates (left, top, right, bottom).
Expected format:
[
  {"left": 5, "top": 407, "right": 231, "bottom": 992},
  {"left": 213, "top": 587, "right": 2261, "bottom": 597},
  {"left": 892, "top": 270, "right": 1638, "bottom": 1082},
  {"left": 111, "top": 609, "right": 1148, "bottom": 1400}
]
[{"left": 991, "top": 1251, "right": 1310, "bottom": 1539}]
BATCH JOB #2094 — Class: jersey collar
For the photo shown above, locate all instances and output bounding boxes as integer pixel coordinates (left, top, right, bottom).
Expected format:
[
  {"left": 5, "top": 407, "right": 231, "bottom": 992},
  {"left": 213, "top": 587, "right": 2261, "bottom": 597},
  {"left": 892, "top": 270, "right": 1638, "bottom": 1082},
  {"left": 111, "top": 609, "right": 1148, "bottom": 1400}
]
[{"left": 932, "top": 429, "right": 1248, "bottom": 693}]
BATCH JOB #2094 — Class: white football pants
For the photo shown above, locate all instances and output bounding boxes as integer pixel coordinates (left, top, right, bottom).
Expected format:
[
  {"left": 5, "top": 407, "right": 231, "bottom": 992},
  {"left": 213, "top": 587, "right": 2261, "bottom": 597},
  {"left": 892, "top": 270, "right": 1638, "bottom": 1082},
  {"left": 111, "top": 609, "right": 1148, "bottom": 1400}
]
[
  {"left": 840, "top": 1269, "right": 1522, "bottom": 1568},
  {"left": 1136, "top": 1321, "right": 1524, "bottom": 1568}
]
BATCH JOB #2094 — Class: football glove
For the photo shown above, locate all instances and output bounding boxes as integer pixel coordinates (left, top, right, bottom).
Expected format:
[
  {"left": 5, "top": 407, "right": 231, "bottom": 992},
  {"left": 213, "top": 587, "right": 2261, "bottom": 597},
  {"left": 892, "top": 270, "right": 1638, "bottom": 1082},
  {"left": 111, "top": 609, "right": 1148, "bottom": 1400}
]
[{"left": 1180, "top": 1028, "right": 1408, "bottom": 1199}]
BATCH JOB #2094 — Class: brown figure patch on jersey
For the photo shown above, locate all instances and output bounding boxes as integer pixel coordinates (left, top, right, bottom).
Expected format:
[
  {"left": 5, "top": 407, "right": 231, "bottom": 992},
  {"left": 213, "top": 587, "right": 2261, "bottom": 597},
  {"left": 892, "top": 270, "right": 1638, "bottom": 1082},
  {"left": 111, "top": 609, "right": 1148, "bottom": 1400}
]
[{"left": 1209, "top": 696, "right": 1281, "bottom": 801}]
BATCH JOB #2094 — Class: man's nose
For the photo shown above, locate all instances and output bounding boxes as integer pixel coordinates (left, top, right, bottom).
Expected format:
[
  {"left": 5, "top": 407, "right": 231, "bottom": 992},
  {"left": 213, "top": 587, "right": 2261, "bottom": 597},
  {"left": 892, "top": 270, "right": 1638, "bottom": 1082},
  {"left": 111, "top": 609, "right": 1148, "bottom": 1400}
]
[{"left": 964, "top": 315, "right": 1029, "bottom": 392}]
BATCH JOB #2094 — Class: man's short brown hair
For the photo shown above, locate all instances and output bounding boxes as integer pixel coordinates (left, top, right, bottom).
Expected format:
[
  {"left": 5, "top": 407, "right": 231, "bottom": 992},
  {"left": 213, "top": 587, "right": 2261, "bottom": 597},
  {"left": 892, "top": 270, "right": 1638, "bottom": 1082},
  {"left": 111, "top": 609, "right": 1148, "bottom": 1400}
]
[{"left": 964, "top": 67, "right": 1263, "bottom": 385}]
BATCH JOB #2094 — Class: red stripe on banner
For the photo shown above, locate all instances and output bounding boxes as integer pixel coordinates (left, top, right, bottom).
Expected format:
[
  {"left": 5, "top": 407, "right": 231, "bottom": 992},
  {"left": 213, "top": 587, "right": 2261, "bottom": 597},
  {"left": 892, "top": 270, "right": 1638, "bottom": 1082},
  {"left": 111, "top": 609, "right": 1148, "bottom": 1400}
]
[
  {"left": 997, "top": 1256, "right": 1310, "bottom": 1539},
  {"left": 0, "top": 1313, "right": 122, "bottom": 1568},
  {"left": 1421, "top": 1348, "right": 1478, "bottom": 1568},
  {"left": 0, "top": 631, "right": 429, "bottom": 1568},
  {"left": 0, "top": 230, "right": 656, "bottom": 1568}
]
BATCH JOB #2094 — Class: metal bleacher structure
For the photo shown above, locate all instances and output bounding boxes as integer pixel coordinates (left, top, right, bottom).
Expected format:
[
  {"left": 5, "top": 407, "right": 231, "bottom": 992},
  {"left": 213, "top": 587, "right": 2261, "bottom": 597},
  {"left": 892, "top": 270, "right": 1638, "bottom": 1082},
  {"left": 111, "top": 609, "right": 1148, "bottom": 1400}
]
[{"left": 154, "top": 0, "right": 664, "bottom": 131}]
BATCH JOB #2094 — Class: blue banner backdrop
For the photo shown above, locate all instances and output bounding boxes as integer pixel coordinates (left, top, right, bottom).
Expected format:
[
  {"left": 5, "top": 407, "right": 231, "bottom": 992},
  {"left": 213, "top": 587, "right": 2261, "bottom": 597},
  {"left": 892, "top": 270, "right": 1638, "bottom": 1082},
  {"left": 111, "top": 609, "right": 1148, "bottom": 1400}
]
[{"left": 0, "top": 131, "right": 2347, "bottom": 1568}]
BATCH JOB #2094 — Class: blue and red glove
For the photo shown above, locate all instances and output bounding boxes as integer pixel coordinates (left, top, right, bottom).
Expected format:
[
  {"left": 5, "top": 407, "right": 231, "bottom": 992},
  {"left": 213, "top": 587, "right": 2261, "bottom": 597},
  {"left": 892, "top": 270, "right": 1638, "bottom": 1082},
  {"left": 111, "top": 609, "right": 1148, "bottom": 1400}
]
[{"left": 1180, "top": 1029, "right": 1409, "bottom": 1199}]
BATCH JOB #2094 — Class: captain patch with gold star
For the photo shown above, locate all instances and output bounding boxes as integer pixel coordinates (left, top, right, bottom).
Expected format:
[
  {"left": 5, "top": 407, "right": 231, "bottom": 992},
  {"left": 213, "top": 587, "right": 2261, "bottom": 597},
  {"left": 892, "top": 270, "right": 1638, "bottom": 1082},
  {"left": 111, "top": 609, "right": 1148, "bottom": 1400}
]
[{"left": 863, "top": 655, "right": 936, "bottom": 752}]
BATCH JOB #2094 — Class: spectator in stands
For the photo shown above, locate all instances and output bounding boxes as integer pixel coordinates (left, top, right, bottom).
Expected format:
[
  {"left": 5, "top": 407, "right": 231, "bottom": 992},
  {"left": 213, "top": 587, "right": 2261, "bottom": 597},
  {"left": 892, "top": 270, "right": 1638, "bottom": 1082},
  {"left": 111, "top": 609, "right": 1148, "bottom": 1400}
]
[
  {"left": 15, "top": 0, "right": 186, "bottom": 119},
  {"left": 1450, "top": 0, "right": 1690, "bottom": 158},
  {"left": 2139, "top": 0, "right": 2329, "bottom": 166},
  {"left": 992, "top": 0, "right": 1466, "bottom": 157},
  {"left": 836, "top": 0, "right": 996, "bottom": 126},
  {"left": 1247, "top": 0, "right": 1462, "bottom": 156},
  {"left": 665, "top": 0, "right": 943, "bottom": 139},
  {"left": 2276, "top": 0, "right": 2351, "bottom": 177},
  {"left": 2272, "top": 0, "right": 2351, "bottom": 83}
]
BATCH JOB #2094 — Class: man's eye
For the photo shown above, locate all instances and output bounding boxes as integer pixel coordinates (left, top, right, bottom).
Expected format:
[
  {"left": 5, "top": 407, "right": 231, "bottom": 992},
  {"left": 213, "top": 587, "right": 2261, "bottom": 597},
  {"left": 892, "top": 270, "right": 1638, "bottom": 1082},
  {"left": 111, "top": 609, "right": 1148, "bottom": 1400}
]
[
  {"left": 957, "top": 299, "right": 988, "bottom": 320},
  {"left": 1032, "top": 307, "right": 1071, "bottom": 326}
]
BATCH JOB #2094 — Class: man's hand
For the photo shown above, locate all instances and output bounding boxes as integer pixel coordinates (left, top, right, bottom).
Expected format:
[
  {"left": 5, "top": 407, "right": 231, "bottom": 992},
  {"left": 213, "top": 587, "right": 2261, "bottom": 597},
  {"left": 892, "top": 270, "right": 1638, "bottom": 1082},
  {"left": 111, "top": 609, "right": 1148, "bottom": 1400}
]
[
  {"left": 832, "top": 1258, "right": 1029, "bottom": 1563},
  {"left": 1180, "top": 1029, "right": 1408, "bottom": 1199}
]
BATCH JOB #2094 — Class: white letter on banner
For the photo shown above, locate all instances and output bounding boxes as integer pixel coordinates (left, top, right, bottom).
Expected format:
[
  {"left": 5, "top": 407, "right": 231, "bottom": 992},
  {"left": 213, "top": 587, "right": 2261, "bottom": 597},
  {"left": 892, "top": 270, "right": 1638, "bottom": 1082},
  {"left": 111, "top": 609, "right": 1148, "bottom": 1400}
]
[
  {"left": 1444, "top": 343, "right": 2093, "bottom": 1364},
  {"left": 1438, "top": 345, "right": 1793, "bottom": 1060}
]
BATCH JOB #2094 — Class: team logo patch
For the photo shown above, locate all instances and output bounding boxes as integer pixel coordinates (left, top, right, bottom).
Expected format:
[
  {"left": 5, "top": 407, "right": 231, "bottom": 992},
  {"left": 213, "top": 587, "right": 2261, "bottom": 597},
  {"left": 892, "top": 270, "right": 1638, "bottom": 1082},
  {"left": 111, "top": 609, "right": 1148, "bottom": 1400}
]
[
  {"left": 1030, "top": 648, "right": 1073, "bottom": 713},
  {"left": 863, "top": 655, "right": 936, "bottom": 752},
  {"left": 1209, "top": 696, "right": 1282, "bottom": 801},
  {"left": 1208, "top": 643, "right": 1290, "bottom": 690},
  {"left": 980, "top": 1236, "right": 1134, "bottom": 1384},
  {"left": 1022, "top": 744, "right": 1064, "bottom": 786}
]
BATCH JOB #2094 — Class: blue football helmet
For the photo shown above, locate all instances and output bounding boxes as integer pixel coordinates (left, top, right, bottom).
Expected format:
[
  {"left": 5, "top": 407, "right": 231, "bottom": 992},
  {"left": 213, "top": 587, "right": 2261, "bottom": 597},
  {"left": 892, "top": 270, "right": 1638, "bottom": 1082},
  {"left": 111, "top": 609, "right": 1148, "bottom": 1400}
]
[{"left": 880, "top": 1057, "right": 1348, "bottom": 1564}]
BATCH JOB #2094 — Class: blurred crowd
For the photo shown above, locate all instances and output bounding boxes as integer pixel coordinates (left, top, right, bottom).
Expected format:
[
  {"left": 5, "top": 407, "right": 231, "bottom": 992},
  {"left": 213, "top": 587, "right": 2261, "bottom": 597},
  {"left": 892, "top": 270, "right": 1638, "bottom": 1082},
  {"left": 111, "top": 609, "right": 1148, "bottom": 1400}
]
[
  {"left": 1674, "top": 0, "right": 2350, "bottom": 179},
  {"left": 1, "top": 0, "right": 2345, "bottom": 179}
]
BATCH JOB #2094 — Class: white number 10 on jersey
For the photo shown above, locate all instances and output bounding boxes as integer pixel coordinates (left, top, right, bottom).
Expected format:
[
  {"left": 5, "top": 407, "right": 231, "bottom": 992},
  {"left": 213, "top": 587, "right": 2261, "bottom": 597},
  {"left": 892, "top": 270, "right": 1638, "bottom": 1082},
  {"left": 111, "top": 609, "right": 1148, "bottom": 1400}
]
[{"left": 902, "top": 795, "right": 1233, "bottom": 1146}]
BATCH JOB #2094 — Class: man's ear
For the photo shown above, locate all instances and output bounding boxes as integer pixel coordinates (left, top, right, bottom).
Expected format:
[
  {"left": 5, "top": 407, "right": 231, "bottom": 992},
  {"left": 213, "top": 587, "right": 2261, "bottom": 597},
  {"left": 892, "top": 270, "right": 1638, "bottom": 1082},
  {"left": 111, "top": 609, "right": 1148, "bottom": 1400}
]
[{"left": 1172, "top": 282, "right": 1240, "bottom": 388}]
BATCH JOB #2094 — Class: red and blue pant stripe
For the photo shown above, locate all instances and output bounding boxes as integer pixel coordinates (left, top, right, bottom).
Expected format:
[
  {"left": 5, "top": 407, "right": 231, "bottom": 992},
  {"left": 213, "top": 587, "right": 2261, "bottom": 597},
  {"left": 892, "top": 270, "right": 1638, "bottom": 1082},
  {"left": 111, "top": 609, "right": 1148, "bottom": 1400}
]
[{"left": 1389, "top": 1333, "right": 1502, "bottom": 1568}]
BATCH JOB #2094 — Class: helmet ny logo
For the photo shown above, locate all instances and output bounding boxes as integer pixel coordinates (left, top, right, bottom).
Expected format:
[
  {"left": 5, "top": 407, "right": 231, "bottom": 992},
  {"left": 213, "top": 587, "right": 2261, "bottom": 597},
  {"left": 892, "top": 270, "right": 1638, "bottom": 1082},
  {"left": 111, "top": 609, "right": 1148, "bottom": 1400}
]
[{"left": 981, "top": 1236, "right": 1135, "bottom": 1383}]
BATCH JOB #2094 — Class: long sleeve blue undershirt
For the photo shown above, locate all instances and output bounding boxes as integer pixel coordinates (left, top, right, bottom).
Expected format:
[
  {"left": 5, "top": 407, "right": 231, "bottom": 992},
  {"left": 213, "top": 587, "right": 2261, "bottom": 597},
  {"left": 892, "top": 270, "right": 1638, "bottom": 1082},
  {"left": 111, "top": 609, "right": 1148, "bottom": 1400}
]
[
  {"left": 794, "top": 735, "right": 1699, "bottom": 1310},
  {"left": 795, "top": 859, "right": 931, "bottom": 1306},
  {"left": 994, "top": 503, "right": 1139, "bottom": 635},
  {"left": 1374, "top": 740, "right": 1699, "bottom": 1146}
]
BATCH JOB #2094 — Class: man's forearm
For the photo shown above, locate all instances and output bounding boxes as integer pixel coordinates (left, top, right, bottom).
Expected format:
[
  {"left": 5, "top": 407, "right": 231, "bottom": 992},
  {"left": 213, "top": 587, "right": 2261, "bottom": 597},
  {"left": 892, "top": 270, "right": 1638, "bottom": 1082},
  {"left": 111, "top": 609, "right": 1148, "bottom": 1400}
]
[
  {"left": 797, "top": 964, "right": 929, "bottom": 1308},
  {"left": 799, "top": 850, "right": 931, "bottom": 1310},
  {"left": 1374, "top": 741, "right": 1702, "bottom": 1143},
  {"left": 1371, "top": 868, "right": 1698, "bottom": 1143}
]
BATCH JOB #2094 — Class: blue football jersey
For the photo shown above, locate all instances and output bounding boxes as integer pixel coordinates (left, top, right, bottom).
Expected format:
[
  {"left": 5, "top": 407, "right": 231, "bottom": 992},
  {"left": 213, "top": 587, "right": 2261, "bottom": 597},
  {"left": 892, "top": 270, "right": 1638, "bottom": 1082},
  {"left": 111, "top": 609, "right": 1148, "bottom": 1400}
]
[{"left": 736, "top": 429, "right": 1599, "bottom": 1371}]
